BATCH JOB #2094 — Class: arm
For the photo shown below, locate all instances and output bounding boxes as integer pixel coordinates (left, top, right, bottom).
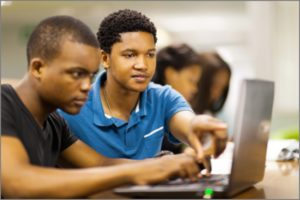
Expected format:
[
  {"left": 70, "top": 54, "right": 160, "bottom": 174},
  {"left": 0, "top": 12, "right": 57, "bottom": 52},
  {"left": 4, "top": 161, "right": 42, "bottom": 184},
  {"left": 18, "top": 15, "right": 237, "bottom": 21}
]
[
  {"left": 168, "top": 111, "right": 227, "bottom": 160},
  {"left": 59, "top": 140, "right": 136, "bottom": 168},
  {"left": 1, "top": 136, "right": 132, "bottom": 198},
  {"left": 1, "top": 136, "right": 199, "bottom": 198},
  {"left": 168, "top": 111, "right": 195, "bottom": 145}
]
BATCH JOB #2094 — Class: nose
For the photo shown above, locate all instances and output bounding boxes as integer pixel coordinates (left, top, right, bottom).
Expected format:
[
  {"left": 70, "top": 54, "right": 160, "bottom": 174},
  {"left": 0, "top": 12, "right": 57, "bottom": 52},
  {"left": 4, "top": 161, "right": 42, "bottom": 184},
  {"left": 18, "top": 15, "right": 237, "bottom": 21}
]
[
  {"left": 134, "top": 56, "right": 147, "bottom": 70},
  {"left": 80, "top": 77, "right": 92, "bottom": 92}
]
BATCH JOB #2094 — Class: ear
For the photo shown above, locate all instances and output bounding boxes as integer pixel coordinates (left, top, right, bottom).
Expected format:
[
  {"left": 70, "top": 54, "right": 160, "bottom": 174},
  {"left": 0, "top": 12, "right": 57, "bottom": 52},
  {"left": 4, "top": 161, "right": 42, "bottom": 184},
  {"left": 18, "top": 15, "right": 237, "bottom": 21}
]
[
  {"left": 29, "top": 58, "right": 46, "bottom": 80},
  {"left": 164, "top": 66, "right": 178, "bottom": 84},
  {"left": 100, "top": 50, "right": 110, "bottom": 70}
]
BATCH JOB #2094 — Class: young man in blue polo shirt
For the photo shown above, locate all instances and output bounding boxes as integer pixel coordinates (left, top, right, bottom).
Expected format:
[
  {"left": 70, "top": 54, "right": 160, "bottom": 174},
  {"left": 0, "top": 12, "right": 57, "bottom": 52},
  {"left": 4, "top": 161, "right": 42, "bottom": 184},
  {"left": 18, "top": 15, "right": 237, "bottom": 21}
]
[{"left": 59, "top": 9, "right": 227, "bottom": 170}]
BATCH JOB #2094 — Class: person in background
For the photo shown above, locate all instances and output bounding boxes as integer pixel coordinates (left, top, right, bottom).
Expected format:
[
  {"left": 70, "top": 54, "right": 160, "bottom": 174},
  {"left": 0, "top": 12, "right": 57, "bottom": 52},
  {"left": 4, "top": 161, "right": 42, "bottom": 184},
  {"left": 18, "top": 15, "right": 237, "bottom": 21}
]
[
  {"left": 152, "top": 43, "right": 202, "bottom": 103},
  {"left": 1, "top": 15, "right": 201, "bottom": 198},
  {"left": 152, "top": 43, "right": 202, "bottom": 154},
  {"left": 59, "top": 9, "right": 227, "bottom": 170},
  {"left": 191, "top": 51, "right": 231, "bottom": 115}
]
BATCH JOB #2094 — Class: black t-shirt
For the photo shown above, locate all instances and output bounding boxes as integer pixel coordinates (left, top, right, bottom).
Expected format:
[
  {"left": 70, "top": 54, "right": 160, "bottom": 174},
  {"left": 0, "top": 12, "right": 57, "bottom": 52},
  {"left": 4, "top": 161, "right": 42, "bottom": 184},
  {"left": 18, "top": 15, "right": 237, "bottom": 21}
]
[{"left": 1, "top": 84, "right": 78, "bottom": 167}]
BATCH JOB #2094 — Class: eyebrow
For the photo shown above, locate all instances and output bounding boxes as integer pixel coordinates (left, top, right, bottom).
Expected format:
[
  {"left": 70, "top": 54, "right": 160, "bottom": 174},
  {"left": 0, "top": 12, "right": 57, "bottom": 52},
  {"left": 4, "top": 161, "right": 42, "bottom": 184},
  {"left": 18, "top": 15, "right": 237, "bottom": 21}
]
[
  {"left": 122, "top": 48, "right": 156, "bottom": 53},
  {"left": 66, "top": 67, "right": 99, "bottom": 74}
]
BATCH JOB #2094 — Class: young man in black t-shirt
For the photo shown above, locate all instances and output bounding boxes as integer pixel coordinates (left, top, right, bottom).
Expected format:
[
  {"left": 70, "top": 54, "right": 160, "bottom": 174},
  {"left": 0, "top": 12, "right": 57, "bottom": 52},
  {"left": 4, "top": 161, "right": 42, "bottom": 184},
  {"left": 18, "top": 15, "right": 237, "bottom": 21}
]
[{"left": 1, "top": 15, "right": 200, "bottom": 198}]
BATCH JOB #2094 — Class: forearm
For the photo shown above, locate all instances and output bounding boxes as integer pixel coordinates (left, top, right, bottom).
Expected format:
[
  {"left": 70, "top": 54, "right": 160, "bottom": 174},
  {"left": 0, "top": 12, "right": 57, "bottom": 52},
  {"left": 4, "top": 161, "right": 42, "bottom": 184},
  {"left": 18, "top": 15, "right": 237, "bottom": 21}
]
[
  {"left": 3, "top": 164, "right": 133, "bottom": 198},
  {"left": 101, "top": 157, "right": 138, "bottom": 166},
  {"left": 60, "top": 140, "right": 139, "bottom": 168}
]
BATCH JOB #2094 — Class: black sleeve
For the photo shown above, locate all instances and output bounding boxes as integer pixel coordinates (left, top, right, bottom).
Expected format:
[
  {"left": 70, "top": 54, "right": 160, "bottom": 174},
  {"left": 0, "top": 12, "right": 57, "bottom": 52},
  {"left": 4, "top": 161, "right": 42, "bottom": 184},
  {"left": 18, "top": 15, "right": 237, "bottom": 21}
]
[
  {"left": 51, "top": 112, "right": 78, "bottom": 151},
  {"left": 61, "top": 120, "right": 78, "bottom": 151},
  {"left": 1, "top": 85, "right": 20, "bottom": 137}
]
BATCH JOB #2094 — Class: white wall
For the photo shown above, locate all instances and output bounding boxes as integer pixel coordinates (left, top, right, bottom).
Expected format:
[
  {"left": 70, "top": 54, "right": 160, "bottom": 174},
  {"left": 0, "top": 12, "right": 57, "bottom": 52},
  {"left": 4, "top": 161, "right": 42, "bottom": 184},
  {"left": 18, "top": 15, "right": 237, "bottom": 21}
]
[
  {"left": 1, "top": 25, "right": 28, "bottom": 78},
  {"left": 213, "top": 2, "right": 299, "bottom": 135}
]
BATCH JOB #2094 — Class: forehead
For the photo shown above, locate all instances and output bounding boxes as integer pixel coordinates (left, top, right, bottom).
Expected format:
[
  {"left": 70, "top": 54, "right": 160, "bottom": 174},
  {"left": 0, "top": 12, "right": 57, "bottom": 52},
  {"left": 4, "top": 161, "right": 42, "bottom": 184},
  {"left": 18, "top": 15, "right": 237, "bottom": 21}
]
[
  {"left": 59, "top": 40, "right": 98, "bottom": 61},
  {"left": 112, "top": 32, "right": 155, "bottom": 52},
  {"left": 51, "top": 40, "right": 100, "bottom": 70}
]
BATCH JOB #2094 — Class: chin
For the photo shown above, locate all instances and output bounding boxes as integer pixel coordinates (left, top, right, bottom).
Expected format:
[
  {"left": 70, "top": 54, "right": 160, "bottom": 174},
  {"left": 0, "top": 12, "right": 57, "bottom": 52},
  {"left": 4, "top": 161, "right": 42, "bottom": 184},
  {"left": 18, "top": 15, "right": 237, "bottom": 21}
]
[
  {"left": 133, "top": 84, "right": 148, "bottom": 92},
  {"left": 133, "top": 87, "right": 147, "bottom": 93},
  {"left": 61, "top": 107, "right": 82, "bottom": 115}
]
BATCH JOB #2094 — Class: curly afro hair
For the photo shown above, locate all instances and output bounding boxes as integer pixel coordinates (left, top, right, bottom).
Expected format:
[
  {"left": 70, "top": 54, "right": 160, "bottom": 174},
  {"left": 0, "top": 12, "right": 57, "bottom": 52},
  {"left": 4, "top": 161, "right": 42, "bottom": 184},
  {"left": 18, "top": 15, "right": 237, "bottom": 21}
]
[{"left": 97, "top": 9, "right": 157, "bottom": 53}]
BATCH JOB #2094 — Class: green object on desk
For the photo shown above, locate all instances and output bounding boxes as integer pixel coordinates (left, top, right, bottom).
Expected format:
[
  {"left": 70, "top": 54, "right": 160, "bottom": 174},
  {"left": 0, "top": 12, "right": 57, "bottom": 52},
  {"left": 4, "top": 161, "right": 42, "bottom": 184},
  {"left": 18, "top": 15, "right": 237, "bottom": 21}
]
[
  {"left": 271, "top": 127, "right": 299, "bottom": 140},
  {"left": 203, "top": 188, "right": 214, "bottom": 199}
]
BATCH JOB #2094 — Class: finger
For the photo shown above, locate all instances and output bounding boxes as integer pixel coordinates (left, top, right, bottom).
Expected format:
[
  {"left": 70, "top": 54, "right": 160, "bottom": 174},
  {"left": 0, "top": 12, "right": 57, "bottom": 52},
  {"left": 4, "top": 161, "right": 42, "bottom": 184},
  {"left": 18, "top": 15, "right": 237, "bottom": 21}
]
[
  {"left": 190, "top": 161, "right": 201, "bottom": 180},
  {"left": 214, "top": 130, "right": 228, "bottom": 139},
  {"left": 191, "top": 116, "right": 227, "bottom": 131},
  {"left": 183, "top": 147, "right": 196, "bottom": 158},
  {"left": 184, "top": 159, "right": 199, "bottom": 181},
  {"left": 188, "top": 136, "right": 205, "bottom": 162},
  {"left": 202, "top": 156, "right": 212, "bottom": 174},
  {"left": 171, "top": 158, "right": 188, "bottom": 179}
]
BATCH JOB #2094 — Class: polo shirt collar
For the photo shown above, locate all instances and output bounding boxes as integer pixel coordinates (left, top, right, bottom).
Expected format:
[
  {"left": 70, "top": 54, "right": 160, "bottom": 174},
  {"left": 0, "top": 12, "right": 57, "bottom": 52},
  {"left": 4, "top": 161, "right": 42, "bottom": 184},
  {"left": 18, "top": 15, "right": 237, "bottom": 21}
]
[
  {"left": 92, "top": 71, "right": 114, "bottom": 127},
  {"left": 137, "top": 86, "right": 147, "bottom": 117},
  {"left": 126, "top": 82, "right": 148, "bottom": 130}
]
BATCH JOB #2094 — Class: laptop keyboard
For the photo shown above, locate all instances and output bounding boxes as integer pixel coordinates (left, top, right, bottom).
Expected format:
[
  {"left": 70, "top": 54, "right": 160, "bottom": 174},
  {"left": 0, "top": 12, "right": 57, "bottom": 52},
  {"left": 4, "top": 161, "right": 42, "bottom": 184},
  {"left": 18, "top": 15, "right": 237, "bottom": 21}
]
[{"left": 159, "top": 174, "right": 229, "bottom": 187}]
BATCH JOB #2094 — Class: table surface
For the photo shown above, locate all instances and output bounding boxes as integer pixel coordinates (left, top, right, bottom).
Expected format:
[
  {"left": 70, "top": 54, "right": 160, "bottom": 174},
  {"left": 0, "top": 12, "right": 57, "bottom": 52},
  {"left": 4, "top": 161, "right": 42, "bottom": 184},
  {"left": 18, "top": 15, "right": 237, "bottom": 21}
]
[{"left": 234, "top": 160, "right": 298, "bottom": 199}]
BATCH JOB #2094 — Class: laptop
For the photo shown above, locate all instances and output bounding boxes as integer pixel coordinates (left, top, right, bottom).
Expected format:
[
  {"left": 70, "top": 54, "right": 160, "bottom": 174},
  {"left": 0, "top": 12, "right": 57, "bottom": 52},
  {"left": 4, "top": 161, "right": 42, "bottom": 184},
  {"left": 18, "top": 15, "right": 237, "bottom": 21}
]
[{"left": 114, "top": 79, "right": 275, "bottom": 198}]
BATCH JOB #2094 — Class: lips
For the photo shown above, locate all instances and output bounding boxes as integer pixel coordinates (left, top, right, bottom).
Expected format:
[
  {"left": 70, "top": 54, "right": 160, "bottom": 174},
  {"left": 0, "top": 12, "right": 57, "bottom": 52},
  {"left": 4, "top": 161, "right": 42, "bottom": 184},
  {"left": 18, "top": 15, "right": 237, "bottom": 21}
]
[
  {"left": 131, "top": 74, "right": 149, "bottom": 83},
  {"left": 72, "top": 97, "right": 88, "bottom": 107}
]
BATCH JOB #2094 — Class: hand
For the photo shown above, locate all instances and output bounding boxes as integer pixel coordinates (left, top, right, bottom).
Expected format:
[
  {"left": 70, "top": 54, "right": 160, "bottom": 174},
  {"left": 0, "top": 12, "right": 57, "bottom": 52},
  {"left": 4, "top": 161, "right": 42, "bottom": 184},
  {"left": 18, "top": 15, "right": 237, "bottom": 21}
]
[
  {"left": 183, "top": 147, "right": 211, "bottom": 176},
  {"left": 186, "top": 115, "right": 227, "bottom": 169},
  {"left": 128, "top": 154, "right": 199, "bottom": 185}
]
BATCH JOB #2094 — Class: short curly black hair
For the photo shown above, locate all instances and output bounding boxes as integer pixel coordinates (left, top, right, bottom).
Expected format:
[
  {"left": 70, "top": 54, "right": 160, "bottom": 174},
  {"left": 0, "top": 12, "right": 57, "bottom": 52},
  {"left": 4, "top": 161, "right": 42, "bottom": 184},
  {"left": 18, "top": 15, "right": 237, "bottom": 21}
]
[
  {"left": 97, "top": 9, "right": 157, "bottom": 53},
  {"left": 27, "top": 15, "right": 99, "bottom": 65}
]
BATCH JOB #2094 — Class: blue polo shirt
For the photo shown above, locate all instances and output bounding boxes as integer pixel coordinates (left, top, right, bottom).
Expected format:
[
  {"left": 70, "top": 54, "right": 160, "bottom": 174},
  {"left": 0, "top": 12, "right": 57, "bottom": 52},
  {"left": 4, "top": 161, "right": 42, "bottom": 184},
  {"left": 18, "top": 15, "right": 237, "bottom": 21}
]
[{"left": 58, "top": 72, "right": 193, "bottom": 159}]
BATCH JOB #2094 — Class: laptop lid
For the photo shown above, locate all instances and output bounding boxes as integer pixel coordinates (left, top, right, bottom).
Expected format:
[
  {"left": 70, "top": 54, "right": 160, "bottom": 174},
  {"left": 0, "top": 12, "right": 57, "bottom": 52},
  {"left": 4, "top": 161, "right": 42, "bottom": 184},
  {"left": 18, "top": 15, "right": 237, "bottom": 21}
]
[{"left": 226, "top": 79, "right": 274, "bottom": 196}]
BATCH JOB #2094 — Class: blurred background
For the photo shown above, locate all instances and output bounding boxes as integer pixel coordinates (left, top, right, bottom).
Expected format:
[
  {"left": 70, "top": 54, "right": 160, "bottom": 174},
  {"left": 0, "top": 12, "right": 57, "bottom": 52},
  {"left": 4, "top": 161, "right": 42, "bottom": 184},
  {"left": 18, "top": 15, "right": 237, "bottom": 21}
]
[{"left": 1, "top": 1, "right": 299, "bottom": 139}]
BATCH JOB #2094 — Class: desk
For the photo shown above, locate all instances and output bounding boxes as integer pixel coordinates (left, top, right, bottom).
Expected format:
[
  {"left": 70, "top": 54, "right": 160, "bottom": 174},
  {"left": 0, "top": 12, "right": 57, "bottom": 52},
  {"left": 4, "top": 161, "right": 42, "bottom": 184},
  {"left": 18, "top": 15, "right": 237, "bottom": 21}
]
[
  {"left": 235, "top": 161, "right": 298, "bottom": 199},
  {"left": 90, "top": 160, "right": 299, "bottom": 199}
]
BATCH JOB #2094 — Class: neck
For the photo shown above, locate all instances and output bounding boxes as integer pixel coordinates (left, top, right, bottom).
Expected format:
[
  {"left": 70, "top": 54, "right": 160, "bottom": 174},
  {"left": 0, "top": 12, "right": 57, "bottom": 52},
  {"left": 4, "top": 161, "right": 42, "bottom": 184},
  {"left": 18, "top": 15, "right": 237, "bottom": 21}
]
[
  {"left": 15, "top": 75, "right": 55, "bottom": 128},
  {"left": 101, "top": 77, "right": 140, "bottom": 121}
]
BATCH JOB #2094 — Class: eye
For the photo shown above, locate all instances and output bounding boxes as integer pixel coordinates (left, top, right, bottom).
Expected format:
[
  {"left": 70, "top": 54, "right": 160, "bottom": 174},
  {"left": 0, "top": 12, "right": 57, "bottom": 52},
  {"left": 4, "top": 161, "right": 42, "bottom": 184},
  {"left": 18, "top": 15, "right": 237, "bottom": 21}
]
[
  {"left": 71, "top": 71, "right": 86, "bottom": 79},
  {"left": 147, "top": 52, "right": 156, "bottom": 58},
  {"left": 123, "top": 52, "right": 135, "bottom": 58}
]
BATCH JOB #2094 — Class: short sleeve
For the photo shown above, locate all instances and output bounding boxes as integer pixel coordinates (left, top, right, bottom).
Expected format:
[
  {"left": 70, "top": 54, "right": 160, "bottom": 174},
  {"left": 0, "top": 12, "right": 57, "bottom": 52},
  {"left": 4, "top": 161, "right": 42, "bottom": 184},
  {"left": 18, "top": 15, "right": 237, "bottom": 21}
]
[
  {"left": 155, "top": 85, "right": 193, "bottom": 142},
  {"left": 61, "top": 122, "right": 78, "bottom": 151},
  {"left": 162, "top": 85, "right": 194, "bottom": 126},
  {"left": 1, "top": 85, "right": 20, "bottom": 137},
  {"left": 51, "top": 112, "right": 78, "bottom": 151}
]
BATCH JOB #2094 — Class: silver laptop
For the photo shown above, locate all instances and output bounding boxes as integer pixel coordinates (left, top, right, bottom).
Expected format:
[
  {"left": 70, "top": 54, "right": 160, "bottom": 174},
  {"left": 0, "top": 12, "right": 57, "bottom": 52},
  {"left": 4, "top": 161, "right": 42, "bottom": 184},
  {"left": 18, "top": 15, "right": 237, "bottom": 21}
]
[{"left": 114, "top": 79, "right": 275, "bottom": 198}]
